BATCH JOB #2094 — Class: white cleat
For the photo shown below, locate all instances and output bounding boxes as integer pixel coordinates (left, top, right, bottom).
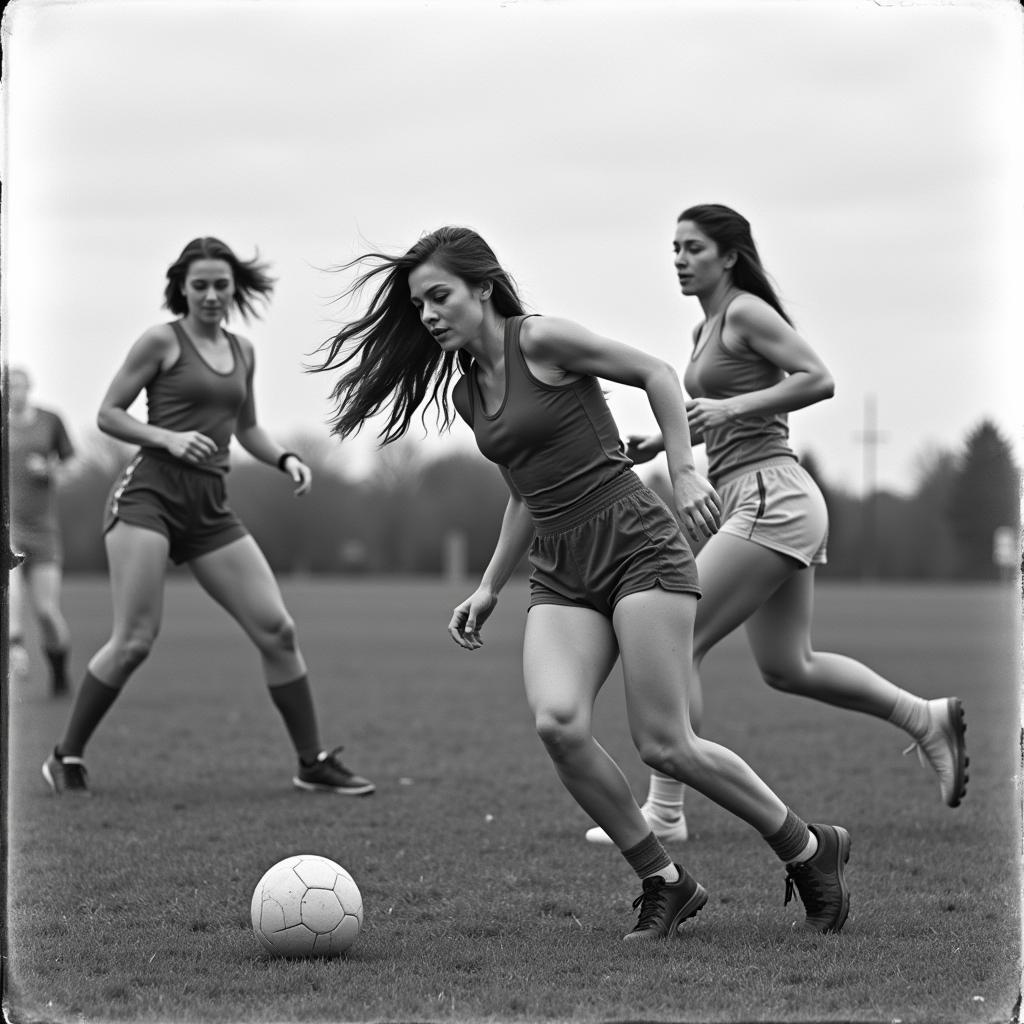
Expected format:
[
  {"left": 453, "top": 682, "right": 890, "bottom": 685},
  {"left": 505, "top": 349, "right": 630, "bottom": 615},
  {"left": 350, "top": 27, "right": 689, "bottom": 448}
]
[
  {"left": 903, "top": 697, "right": 968, "bottom": 808},
  {"left": 585, "top": 804, "right": 689, "bottom": 845}
]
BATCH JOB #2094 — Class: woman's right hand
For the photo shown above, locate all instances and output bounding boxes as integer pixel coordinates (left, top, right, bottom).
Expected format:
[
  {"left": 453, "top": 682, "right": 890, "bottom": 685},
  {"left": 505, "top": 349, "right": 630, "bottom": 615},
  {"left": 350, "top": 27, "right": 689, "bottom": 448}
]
[
  {"left": 447, "top": 588, "right": 499, "bottom": 651},
  {"left": 164, "top": 430, "right": 218, "bottom": 464},
  {"left": 625, "top": 433, "right": 663, "bottom": 465}
]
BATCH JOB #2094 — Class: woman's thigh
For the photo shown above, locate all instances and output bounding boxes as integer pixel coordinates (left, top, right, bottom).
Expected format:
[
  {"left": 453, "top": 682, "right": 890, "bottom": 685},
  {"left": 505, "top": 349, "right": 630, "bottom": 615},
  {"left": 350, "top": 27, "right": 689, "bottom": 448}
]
[{"left": 522, "top": 603, "right": 619, "bottom": 725}]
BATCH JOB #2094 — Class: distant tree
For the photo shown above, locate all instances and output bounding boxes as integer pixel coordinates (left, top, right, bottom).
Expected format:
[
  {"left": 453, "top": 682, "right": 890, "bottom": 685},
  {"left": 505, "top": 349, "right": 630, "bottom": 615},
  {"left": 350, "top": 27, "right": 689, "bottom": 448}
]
[
  {"left": 946, "top": 420, "right": 1021, "bottom": 579},
  {"left": 903, "top": 444, "right": 959, "bottom": 578}
]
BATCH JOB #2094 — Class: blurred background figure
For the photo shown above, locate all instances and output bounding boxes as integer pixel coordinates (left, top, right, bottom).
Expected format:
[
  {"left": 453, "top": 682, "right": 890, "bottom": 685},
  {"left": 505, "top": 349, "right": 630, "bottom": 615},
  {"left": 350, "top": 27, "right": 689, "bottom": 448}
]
[{"left": 7, "top": 366, "right": 76, "bottom": 696}]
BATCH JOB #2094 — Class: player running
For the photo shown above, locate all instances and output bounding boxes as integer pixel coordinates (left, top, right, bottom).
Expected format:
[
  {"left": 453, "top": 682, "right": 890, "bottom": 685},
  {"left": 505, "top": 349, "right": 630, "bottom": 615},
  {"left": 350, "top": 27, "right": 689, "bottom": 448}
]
[
  {"left": 41, "top": 237, "right": 373, "bottom": 799},
  {"left": 585, "top": 204, "right": 967, "bottom": 847},
  {"left": 7, "top": 366, "right": 76, "bottom": 696},
  {"left": 310, "top": 225, "right": 852, "bottom": 939}
]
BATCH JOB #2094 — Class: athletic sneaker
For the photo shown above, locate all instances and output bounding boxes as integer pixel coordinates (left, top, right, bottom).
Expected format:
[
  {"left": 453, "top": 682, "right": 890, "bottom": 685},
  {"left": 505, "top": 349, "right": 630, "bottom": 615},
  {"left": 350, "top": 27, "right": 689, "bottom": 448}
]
[
  {"left": 903, "top": 697, "right": 968, "bottom": 808},
  {"left": 42, "top": 748, "right": 91, "bottom": 797},
  {"left": 623, "top": 865, "right": 708, "bottom": 941},
  {"left": 586, "top": 804, "right": 689, "bottom": 845},
  {"left": 783, "top": 823, "right": 851, "bottom": 933},
  {"left": 293, "top": 746, "right": 375, "bottom": 796}
]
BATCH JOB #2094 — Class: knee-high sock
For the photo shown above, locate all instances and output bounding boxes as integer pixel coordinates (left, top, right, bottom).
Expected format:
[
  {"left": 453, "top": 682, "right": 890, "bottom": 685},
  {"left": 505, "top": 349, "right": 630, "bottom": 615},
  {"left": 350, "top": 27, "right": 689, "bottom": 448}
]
[
  {"left": 268, "top": 675, "right": 322, "bottom": 763},
  {"left": 58, "top": 671, "right": 121, "bottom": 757}
]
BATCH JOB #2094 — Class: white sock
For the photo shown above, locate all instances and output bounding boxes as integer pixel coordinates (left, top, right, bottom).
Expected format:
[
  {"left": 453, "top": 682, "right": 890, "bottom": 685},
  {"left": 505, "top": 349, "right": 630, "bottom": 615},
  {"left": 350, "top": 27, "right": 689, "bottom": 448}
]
[
  {"left": 643, "top": 862, "right": 680, "bottom": 884},
  {"left": 887, "top": 691, "right": 930, "bottom": 742},
  {"left": 647, "top": 773, "right": 685, "bottom": 817},
  {"left": 789, "top": 831, "right": 819, "bottom": 864}
]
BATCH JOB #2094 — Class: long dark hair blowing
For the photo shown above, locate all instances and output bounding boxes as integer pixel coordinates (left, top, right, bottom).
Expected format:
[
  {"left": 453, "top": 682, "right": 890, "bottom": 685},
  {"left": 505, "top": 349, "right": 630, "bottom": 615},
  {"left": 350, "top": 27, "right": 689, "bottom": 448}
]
[
  {"left": 310, "top": 226, "right": 525, "bottom": 443},
  {"left": 679, "top": 204, "right": 793, "bottom": 326},
  {"left": 163, "top": 237, "right": 275, "bottom": 321}
]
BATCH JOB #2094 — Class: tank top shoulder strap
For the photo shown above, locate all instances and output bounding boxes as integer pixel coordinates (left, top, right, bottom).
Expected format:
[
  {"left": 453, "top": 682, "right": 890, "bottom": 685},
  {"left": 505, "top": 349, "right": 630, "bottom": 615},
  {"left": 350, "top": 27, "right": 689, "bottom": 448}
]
[
  {"left": 222, "top": 329, "right": 249, "bottom": 373},
  {"left": 505, "top": 313, "right": 541, "bottom": 374}
]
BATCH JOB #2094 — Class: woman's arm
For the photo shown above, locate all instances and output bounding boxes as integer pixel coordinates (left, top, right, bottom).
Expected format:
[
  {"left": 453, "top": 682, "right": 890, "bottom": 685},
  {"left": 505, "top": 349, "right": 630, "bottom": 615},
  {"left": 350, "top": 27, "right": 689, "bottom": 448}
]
[
  {"left": 522, "top": 316, "right": 720, "bottom": 540},
  {"left": 97, "top": 327, "right": 219, "bottom": 464},
  {"left": 448, "top": 469, "right": 535, "bottom": 650},
  {"left": 233, "top": 341, "right": 312, "bottom": 495}
]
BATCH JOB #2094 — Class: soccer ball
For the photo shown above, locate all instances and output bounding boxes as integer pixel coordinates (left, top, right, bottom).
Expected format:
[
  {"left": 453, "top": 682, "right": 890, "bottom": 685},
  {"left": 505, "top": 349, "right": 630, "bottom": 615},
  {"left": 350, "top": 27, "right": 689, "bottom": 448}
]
[{"left": 250, "top": 854, "right": 363, "bottom": 957}]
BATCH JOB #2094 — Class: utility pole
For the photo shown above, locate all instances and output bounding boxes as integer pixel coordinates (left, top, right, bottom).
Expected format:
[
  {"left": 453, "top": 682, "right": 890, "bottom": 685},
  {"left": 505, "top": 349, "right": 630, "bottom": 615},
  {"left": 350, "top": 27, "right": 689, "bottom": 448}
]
[{"left": 853, "top": 394, "right": 888, "bottom": 579}]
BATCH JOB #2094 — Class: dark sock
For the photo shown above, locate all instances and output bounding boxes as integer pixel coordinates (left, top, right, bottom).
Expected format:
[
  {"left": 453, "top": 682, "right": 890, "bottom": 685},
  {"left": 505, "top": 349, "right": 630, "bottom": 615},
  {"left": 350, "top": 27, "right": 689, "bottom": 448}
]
[
  {"left": 622, "top": 831, "right": 674, "bottom": 881},
  {"left": 764, "top": 808, "right": 812, "bottom": 863},
  {"left": 58, "top": 671, "right": 122, "bottom": 758},
  {"left": 45, "top": 647, "right": 69, "bottom": 691},
  {"left": 268, "top": 675, "right": 322, "bottom": 763}
]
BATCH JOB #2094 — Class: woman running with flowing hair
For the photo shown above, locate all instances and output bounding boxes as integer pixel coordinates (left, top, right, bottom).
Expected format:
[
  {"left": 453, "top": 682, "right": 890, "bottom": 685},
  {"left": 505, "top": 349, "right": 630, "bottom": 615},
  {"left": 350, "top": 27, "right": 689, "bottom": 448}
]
[
  {"left": 584, "top": 204, "right": 967, "bottom": 848},
  {"left": 311, "top": 224, "right": 853, "bottom": 940}
]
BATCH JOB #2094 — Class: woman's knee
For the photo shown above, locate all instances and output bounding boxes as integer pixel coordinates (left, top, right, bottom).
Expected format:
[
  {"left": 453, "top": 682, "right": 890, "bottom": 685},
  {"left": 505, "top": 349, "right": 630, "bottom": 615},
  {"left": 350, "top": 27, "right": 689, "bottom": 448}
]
[
  {"left": 758, "top": 659, "right": 809, "bottom": 694},
  {"left": 534, "top": 706, "right": 591, "bottom": 760},
  {"left": 110, "top": 629, "right": 158, "bottom": 672},
  {"left": 254, "top": 612, "right": 299, "bottom": 655},
  {"left": 636, "top": 734, "right": 703, "bottom": 780}
]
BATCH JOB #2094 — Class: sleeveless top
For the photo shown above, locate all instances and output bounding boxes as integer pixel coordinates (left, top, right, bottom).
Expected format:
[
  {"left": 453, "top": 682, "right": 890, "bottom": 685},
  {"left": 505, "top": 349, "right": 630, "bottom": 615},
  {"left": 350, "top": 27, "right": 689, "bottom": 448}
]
[
  {"left": 9, "top": 407, "right": 74, "bottom": 532},
  {"left": 452, "top": 314, "right": 632, "bottom": 527},
  {"left": 140, "top": 321, "right": 256, "bottom": 475},
  {"left": 682, "top": 291, "right": 796, "bottom": 483}
]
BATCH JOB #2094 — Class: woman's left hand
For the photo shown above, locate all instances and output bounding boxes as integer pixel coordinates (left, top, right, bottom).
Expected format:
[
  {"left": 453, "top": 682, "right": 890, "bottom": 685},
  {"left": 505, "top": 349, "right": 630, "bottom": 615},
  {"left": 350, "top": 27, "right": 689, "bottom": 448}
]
[
  {"left": 673, "top": 469, "right": 722, "bottom": 542},
  {"left": 284, "top": 457, "right": 313, "bottom": 496},
  {"left": 685, "top": 397, "right": 739, "bottom": 433}
]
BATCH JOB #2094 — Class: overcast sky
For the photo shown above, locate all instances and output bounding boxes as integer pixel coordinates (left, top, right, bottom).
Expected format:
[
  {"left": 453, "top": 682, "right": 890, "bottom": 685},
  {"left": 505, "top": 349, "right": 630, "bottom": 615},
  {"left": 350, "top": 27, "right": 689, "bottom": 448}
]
[{"left": 2, "top": 0, "right": 1021, "bottom": 495}]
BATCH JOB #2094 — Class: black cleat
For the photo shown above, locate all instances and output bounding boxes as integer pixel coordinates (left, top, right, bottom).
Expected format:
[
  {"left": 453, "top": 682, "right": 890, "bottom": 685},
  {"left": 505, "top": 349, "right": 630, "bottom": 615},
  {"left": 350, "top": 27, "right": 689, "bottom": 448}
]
[
  {"left": 784, "top": 824, "right": 850, "bottom": 933},
  {"left": 623, "top": 865, "right": 708, "bottom": 941},
  {"left": 42, "top": 747, "right": 91, "bottom": 796},
  {"left": 292, "top": 746, "right": 375, "bottom": 796}
]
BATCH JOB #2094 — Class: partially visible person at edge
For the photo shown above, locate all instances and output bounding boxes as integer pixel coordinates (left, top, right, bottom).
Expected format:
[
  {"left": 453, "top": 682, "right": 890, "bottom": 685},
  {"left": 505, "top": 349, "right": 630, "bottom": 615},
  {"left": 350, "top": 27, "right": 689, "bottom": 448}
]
[
  {"left": 309, "top": 224, "right": 852, "bottom": 940},
  {"left": 585, "top": 204, "right": 966, "bottom": 849},
  {"left": 7, "top": 366, "right": 76, "bottom": 696},
  {"left": 41, "top": 237, "right": 374, "bottom": 799}
]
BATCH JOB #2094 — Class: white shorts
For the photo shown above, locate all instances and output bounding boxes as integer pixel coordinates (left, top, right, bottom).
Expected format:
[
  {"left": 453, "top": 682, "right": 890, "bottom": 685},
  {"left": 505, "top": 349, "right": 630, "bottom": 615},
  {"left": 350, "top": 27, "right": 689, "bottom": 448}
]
[{"left": 716, "top": 457, "right": 828, "bottom": 566}]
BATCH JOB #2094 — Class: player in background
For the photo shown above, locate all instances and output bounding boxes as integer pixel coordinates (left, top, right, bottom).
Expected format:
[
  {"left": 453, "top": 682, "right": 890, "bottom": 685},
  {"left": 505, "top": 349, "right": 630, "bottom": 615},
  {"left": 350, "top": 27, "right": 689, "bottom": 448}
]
[
  {"left": 7, "top": 366, "right": 76, "bottom": 696},
  {"left": 310, "top": 225, "right": 852, "bottom": 940},
  {"left": 585, "top": 204, "right": 967, "bottom": 847},
  {"left": 41, "top": 237, "right": 374, "bottom": 799}
]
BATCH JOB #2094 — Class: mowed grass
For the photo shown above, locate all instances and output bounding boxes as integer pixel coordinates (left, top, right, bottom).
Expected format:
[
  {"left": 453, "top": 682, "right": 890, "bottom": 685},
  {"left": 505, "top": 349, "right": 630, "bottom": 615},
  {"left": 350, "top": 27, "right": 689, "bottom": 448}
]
[{"left": 5, "top": 576, "right": 1021, "bottom": 1024}]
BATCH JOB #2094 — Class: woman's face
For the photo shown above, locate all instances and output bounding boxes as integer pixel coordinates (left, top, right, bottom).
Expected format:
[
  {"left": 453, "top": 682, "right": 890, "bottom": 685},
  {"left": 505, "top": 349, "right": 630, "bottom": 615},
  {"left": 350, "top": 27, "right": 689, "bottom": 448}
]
[
  {"left": 673, "top": 220, "right": 734, "bottom": 296},
  {"left": 181, "top": 258, "right": 235, "bottom": 324},
  {"left": 408, "top": 260, "right": 490, "bottom": 352}
]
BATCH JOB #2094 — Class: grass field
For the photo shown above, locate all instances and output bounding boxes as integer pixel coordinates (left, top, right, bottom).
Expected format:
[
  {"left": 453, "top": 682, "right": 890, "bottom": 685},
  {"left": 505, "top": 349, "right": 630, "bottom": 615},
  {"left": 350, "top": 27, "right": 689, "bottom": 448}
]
[{"left": 4, "top": 576, "right": 1022, "bottom": 1024}]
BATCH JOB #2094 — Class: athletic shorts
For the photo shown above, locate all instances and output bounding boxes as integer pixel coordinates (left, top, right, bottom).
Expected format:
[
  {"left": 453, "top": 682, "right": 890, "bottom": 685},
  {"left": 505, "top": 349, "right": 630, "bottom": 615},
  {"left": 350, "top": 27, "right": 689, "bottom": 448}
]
[
  {"left": 715, "top": 457, "right": 828, "bottom": 566},
  {"left": 11, "top": 525, "right": 62, "bottom": 567},
  {"left": 103, "top": 452, "right": 248, "bottom": 565},
  {"left": 528, "top": 472, "right": 701, "bottom": 618}
]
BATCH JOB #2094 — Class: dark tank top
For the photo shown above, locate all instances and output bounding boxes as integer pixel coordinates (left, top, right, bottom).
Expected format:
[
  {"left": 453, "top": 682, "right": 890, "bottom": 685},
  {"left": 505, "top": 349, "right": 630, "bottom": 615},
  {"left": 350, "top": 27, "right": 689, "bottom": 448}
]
[
  {"left": 141, "top": 321, "right": 256, "bottom": 475},
  {"left": 682, "top": 292, "right": 796, "bottom": 483},
  {"left": 452, "top": 314, "right": 632, "bottom": 527}
]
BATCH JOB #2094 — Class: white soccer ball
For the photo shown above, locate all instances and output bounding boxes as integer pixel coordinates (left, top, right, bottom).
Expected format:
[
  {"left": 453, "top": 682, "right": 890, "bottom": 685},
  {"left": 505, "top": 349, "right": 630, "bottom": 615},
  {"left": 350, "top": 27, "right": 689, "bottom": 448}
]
[{"left": 250, "top": 854, "right": 363, "bottom": 957}]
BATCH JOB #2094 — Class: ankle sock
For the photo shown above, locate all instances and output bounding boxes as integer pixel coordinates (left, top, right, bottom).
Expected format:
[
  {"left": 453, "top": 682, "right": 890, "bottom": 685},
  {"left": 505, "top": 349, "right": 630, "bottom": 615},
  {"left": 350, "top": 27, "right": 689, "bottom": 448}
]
[
  {"left": 887, "top": 691, "right": 930, "bottom": 741},
  {"left": 648, "top": 773, "right": 685, "bottom": 817},
  {"left": 765, "top": 808, "right": 814, "bottom": 863},
  {"left": 622, "top": 831, "right": 676, "bottom": 882}
]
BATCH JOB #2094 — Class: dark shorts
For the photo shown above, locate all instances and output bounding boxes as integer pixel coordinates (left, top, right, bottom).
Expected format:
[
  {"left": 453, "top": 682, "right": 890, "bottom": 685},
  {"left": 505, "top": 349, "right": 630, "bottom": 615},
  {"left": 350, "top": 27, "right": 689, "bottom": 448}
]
[
  {"left": 103, "top": 453, "right": 248, "bottom": 565},
  {"left": 528, "top": 472, "right": 701, "bottom": 618}
]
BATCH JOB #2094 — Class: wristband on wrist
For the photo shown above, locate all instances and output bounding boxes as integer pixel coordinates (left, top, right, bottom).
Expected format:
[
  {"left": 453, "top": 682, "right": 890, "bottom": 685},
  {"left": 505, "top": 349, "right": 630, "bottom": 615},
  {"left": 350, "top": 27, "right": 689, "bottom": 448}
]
[{"left": 277, "top": 451, "right": 301, "bottom": 472}]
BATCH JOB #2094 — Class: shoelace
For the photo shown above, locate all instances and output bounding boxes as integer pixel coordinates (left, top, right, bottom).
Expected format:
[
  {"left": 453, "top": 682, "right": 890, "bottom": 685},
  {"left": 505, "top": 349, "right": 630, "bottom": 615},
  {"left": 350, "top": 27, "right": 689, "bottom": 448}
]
[
  {"left": 783, "top": 862, "right": 823, "bottom": 912},
  {"left": 631, "top": 879, "right": 669, "bottom": 931}
]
